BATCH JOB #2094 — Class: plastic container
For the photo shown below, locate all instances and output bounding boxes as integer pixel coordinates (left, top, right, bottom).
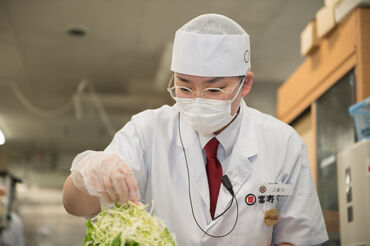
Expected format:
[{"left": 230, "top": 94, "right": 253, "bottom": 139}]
[{"left": 349, "top": 97, "right": 370, "bottom": 141}]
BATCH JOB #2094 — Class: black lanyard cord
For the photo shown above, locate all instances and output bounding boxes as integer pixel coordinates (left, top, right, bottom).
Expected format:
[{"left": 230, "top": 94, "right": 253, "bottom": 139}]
[{"left": 177, "top": 113, "right": 239, "bottom": 238}]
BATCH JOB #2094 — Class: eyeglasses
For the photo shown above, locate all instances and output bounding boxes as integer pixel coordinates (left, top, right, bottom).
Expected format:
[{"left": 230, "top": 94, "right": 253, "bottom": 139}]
[{"left": 167, "top": 75, "right": 244, "bottom": 100}]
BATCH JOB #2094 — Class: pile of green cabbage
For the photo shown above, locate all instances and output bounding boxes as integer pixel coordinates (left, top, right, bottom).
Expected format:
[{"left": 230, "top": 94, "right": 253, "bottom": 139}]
[{"left": 83, "top": 201, "right": 176, "bottom": 246}]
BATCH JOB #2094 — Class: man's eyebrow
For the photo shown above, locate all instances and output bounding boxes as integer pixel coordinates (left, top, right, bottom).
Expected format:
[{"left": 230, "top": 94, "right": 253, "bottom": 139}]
[
  {"left": 204, "top": 77, "right": 225, "bottom": 83},
  {"left": 176, "top": 75, "right": 190, "bottom": 83},
  {"left": 176, "top": 75, "right": 225, "bottom": 83}
]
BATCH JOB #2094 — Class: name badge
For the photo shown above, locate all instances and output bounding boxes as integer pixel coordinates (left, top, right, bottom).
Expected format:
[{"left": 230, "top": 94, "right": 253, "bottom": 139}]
[{"left": 257, "top": 183, "right": 293, "bottom": 196}]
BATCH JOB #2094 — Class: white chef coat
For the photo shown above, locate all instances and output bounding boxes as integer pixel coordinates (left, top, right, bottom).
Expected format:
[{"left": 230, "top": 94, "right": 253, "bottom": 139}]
[{"left": 103, "top": 100, "right": 328, "bottom": 246}]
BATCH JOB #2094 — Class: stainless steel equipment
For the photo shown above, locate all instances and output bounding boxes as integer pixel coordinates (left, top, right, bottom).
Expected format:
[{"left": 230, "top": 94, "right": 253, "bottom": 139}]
[{"left": 337, "top": 140, "right": 370, "bottom": 246}]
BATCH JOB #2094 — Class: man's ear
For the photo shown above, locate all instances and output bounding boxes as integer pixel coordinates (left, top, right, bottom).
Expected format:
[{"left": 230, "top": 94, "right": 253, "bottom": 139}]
[{"left": 241, "top": 71, "right": 253, "bottom": 96}]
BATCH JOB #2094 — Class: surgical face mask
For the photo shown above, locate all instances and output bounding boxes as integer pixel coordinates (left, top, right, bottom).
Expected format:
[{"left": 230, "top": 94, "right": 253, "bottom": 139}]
[{"left": 175, "top": 78, "right": 245, "bottom": 135}]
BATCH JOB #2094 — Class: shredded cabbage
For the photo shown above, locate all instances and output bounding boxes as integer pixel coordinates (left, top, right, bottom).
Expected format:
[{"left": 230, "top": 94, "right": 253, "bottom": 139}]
[{"left": 83, "top": 201, "right": 176, "bottom": 246}]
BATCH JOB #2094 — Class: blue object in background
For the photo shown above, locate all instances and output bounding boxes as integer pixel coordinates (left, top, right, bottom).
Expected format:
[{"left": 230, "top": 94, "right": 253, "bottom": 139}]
[{"left": 349, "top": 97, "right": 370, "bottom": 141}]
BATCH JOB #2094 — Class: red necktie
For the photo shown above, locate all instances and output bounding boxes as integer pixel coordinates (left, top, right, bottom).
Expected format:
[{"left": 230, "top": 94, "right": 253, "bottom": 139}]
[{"left": 204, "top": 137, "right": 223, "bottom": 220}]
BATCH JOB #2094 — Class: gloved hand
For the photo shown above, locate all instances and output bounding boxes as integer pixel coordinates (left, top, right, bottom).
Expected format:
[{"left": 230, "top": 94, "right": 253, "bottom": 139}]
[{"left": 70, "top": 150, "right": 140, "bottom": 205}]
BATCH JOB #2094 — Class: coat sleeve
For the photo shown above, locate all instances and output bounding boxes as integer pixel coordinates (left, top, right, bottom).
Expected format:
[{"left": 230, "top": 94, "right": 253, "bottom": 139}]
[
  {"left": 104, "top": 120, "right": 148, "bottom": 200},
  {"left": 272, "top": 132, "right": 328, "bottom": 246}
]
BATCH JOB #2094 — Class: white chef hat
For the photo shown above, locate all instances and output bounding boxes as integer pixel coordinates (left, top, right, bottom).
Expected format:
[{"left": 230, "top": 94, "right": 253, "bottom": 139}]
[{"left": 171, "top": 14, "right": 251, "bottom": 77}]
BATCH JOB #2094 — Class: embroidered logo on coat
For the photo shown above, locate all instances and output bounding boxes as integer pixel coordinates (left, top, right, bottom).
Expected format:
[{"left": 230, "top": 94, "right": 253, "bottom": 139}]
[{"left": 245, "top": 194, "right": 256, "bottom": 205}]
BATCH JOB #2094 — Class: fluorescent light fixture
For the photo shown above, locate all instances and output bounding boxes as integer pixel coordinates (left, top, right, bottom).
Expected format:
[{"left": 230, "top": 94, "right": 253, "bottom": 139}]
[{"left": 0, "top": 129, "right": 5, "bottom": 145}]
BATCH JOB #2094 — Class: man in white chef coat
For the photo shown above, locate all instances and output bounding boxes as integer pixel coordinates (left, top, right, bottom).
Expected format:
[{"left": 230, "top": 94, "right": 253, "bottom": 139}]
[{"left": 63, "top": 14, "right": 328, "bottom": 245}]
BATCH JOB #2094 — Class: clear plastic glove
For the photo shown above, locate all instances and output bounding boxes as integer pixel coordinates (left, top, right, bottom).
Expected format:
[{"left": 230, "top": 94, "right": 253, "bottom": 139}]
[{"left": 70, "top": 150, "right": 140, "bottom": 205}]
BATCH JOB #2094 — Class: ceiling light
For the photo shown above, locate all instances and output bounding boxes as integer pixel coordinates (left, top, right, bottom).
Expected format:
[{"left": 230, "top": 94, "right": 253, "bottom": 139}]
[{"left": 0, "top": 129, "right": 5, "bottom": 145}]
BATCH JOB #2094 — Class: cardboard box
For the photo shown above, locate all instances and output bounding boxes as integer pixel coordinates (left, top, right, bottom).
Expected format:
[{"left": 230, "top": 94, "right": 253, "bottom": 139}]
[
  {"left": 316, "top": 6, "right": 336, "bottom": 38},
  {"left": 335, "top": 0, "right": 370, "bottom": 23},
  {"left": 300, "top": 19, "right": 318, "bottom": 56},
  {"left": 325, "top": 0, "right": 342, "bottom": 7}
]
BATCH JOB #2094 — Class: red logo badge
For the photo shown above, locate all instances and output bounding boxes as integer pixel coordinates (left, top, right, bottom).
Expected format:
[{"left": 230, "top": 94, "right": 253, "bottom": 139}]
[
  {"left": 245, "top": 194, "right": 256, "bottom": 205},
  {"left": 259, "top": 186, "right": 266, "bottom": 193}
]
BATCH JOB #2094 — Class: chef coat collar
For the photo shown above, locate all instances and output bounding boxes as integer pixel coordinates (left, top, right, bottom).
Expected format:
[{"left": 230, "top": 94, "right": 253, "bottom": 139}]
[
  {"left": 198, "top": 103, "right": 243, "bottom": 158},
  {"left": 202, "top": 100, "right": 260, "bottom": 226},
  {"left": 235, "top": 100, "right": 259, "bottom": 159},
  {"left": 177, "top": 100, "right": 258, "bottom": 159}
]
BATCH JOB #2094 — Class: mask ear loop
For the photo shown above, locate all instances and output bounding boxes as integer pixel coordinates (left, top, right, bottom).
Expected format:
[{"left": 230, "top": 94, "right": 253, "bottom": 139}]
[
  {"left": 230, "top": 76, "right": 246, "bottom": 102},
  {"left": 167, "top": 74, "right": 176, "bottom": 100},
  {"left": 167, "top": 73, "right": 174, "bottom": 88}
]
